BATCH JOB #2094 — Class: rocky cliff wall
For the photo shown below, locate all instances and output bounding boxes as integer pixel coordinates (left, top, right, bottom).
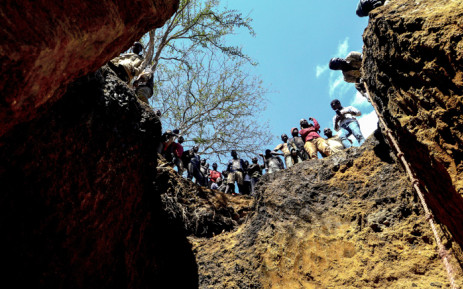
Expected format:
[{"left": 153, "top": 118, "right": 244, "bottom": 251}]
[
  {"left": 0, "top": 0, "right": 178, "bottom": 137},
  {"left": 0, "top": 66, "right": 198, "bottom": 289},
  {"left": 362, "top": 0, "right": 463, "bottom": 247},
  {"left": 189, "top": 132, "right": 463, "bottom": 288}
]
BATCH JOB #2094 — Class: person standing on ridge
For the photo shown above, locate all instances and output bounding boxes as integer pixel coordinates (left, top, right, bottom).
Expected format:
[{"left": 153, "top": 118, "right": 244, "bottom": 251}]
[
  {"left": 247, "top": 157, "right": 263, "bottom": 195},
  {"left": 225, "top": 150, "right": 246, "bottom": 195},
  {"left": 299, "top": 117, "right": 331, "bottom": 159},
  {"left": 331, "top": 99, "right": 365, "bottom": 148},
  {"left": 288, "top": 127, "right": 309, "bottom": 161},
  {"left": 274, "top": 134, "right": 292, "bottom": 168},
  {"left": 209, "top": 163, "right": 222, "bottom": 188},
  {"left": 260, "top": 149, "right": 284, "bottom": 174},
  {"left": 172, "top": 135, "right": 185, "bottom": 175}
]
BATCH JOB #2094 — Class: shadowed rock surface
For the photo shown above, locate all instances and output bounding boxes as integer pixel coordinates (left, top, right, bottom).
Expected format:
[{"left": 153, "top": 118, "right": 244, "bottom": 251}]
[
  {"left": 0, "top": 67, "right": 198, "bottom": 289},
  {"left": 362, "top": 0, "right": 463, "bottom": 247}
]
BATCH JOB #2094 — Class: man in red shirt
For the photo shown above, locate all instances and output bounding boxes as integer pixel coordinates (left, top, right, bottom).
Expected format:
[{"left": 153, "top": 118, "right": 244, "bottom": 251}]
[
  {"left": 299, "top": 117, "right": 331, "bottom": 159},
  {"left": 209, "top": 163, "right": 222, "bottom": 188},
  {"left": 171, "top": 136, "right": 185, "bottom": 175}
]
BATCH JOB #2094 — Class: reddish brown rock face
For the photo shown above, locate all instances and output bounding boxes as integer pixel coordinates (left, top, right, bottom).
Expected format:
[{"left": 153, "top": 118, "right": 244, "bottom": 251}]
[
  {"left": 0, "top": 0, "right": 178, "bottom": 137},
  {"left": 363, "top": 0, "right": 463, "bottom": 246}
]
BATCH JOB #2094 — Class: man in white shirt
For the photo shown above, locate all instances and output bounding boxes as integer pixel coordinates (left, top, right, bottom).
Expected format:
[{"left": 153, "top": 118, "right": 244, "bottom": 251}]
[{"left": 331, "top": 99, "right": 365, "bottom": 148}]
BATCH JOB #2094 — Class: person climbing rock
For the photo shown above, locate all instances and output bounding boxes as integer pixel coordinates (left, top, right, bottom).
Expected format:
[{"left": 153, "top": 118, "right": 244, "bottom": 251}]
[
  {"left": 226, "top": 150, "right": 246, "bottom": 195},
  {"left": 247, "top": 157, "right": 264, "bottom": 195},
  {"left": 356, "top": 0, "right": 386, "bottom": 17},
  {"left": 209, "top": 163, "right": 222, "bottom": 187},
  {"left": 260, "top": 149, "right": 284, "bottom": 174},
  {"left": 108, "top": 42, "right": 144, "bottom": 83},
  {"left": 274, "top": 134, "right": 293, "bottom": 168},
  {"left": 331, "top": 99, "right": 365, "bottom": 148},
  {"left": 328, "top": 51, "right": 366, "bottom": 97},
  {"left": 288, "top": 127, "right": 309, "bottom": 161},
  {"left": 323, "top": 128, "right": 344, "bottom": 154},
  {"left": 133, "top": 67, "right": 154, "bottom": 104},
  {"left": 299, "top": 118, "right": 331, "bottom": 159}
]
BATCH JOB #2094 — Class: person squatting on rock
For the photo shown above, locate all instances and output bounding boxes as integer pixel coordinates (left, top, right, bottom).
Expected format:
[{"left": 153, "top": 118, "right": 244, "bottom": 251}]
[
  {"left": 328, "top": 51, "right": 366, "bottom": 97},
  {"left": 260, "top": 149, "right": 284, "bottom": 174},
  {"left": 108, "top": 42, "right": 144, "bottom": 84},
  {"left": 356, "top": 0, "right": 386, "bottom": 17},
  {"left": 274, "top": 134, "right": 293, "bottom": 169},
  {"left": 225, "top": 150, "right": 246, "bottom": 195},
  {"left": 247, "top": 157, "right": 263, "bottom": 195},
  {"left": 288, "top": 127, "right": 309, "bottom": 161},
  {"left": 209, "top": 163, "right": 222, "bottom": 188},
  {"left": 323, "top": 128, "right": 344, "bottom": 154},
  {"left": 299, "top": 117, "right": 331, "bottom": 159},
  {"left": 133, "top": 67, "right": 154, "bottom": 104},
  {"left": 331, "top": 99, "right": 365, "bottom": 148}
]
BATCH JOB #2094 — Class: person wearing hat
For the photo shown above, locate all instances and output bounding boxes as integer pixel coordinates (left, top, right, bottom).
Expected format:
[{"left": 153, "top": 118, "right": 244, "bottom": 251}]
[
  {"left": 108, "top": 42, "right": 145, "bottom": 84},
  {"left": 299, "top": 117, "right": 331, "bottom": 159},
  {"left": 331, "top": 99, "right": 365, "bottom": 148},
  {"left": 226, "top": 150, "right": 246, "bottom": 195},
  {"left": 323, "top": 128, "right": 345, "bottom": 154}
]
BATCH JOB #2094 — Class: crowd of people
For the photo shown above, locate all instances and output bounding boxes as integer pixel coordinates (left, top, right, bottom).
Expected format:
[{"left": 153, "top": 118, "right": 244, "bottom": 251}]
[
  {"left": 106, "top": 0, "right": 387, "bottom": 195},
  {"left": 157, "top": 97, "right": 366, "bottom": 195}
]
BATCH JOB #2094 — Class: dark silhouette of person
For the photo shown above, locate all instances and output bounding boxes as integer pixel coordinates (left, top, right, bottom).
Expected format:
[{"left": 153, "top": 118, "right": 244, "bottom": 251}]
[{"left": 247, "top": 157, "right": 263, "bottom": 195}]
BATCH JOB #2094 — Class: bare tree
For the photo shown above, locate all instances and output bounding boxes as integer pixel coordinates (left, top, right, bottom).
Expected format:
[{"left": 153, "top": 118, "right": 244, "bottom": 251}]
[{"left": 139, "top": 0, "right": 271, "bottom": 161}]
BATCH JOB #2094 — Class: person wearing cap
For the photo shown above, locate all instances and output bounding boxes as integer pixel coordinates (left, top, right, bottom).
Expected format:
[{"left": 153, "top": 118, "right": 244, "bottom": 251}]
[
  {"left": 287, "top": 127, "right": 309, "bottom": 161},
  {"left": 331, "top": 99, "right": 365, "bottom": 148},
  {"left": 108, "top": 42, "right": 145, "bottom": 84},
  {"left": 299, "top": 117, "right": 331, "bottom": 159},
  {"left": 274, "top": 134, "right": 293, "bottom": 168},
  {"left": 323, "top": 128, "right": 345, "bottom": 154}
]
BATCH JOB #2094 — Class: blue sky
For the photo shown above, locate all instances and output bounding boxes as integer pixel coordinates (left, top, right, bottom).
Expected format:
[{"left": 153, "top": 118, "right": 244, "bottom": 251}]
[{"left": 223, "top": 0, "right": 379, "bottom": 153}]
